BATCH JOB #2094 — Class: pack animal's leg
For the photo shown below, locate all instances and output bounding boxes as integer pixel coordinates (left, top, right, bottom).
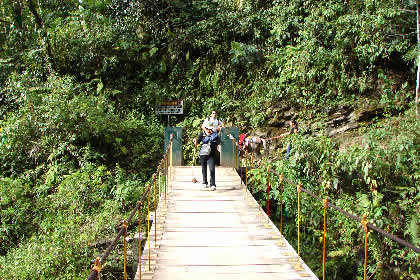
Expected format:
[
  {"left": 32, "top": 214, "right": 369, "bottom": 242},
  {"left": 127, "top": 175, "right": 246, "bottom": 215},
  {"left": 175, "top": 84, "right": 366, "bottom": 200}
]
[
  {"left": 262, "top": 139, "right": 268, "bottom": 156},
  {"left": 255, "top": 144, "right": 262, "bottom": 161}
]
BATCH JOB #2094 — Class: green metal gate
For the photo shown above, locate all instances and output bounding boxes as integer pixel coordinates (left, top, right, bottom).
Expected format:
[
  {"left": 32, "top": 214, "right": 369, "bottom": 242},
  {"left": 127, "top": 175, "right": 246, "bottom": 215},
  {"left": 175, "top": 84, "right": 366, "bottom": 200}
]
[
  {"left": 219, "top": 127, "right": 239, "bottom": 167},
  {"left": 164, "top": 127, "right": 183, "bottom": 166}
]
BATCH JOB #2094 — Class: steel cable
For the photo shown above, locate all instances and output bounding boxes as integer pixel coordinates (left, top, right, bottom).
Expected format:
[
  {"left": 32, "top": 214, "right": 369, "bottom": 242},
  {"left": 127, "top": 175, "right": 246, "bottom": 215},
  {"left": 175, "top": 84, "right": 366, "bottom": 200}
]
[
  {"left": 268, "top": 168, "right": 420, "bottom": 253},
  {"left": 87, "top": 136, "right": 174, "bottom": 279}
]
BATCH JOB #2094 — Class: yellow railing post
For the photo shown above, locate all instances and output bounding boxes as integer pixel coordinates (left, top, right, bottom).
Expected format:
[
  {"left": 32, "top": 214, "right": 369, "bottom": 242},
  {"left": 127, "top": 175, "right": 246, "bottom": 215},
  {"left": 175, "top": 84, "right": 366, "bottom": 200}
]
[
  {"left": 274, "top": 173, "right": 285, "bottom": 247},
  {"left": 280, "top": 173, "right": 284, "bottom": 234},
  {"left": 297, "top": 183, "right": 301, "bottom": 257},
  {"left": 137, "top": 202, "right": 142, "bottom": 280},
  {"left": 245, "top": 150, "right": 248, "bottom": 192},
  {"left": 323, "top": 197, "right": 329, "bottom": 280},
  {"left": 122, "top": 220, "right": 128, "bottom": 280},
  {"left": 258, "top": 163, "right": 261, "bottom": 208},
  {"left": 294, "top": 183, "right": 303, "bottom": 271},
  {"left": 170, "top": 138, "right": 173, "bottom": 171},
  {"left": 161, "top": 160, "right": 165, "bottom": 208},
  {"left": 361, "top": 215, "right": 369, "bottom": 280},
  {"left": 90, "top": 257, "right": 101, "bottom": 280},
  {"left": 266, "top": 166, "right": 270, "bottom": 222},
  {"left": 153, "top": 174, "right": 157, "bottom": 246},
  {"left": 147, "top": 186, "right": 151, "bottom": 271},
  {"left": 263, "top": 166, "right": 271, "bottom": 229},
  {"left": 163, "top": 156, "right": 166, "bottom": 203},
  {"left": 158, "top": 163, "right": 162, "bottom": 223},
  {"left": 240, "top": 151, "right": 243, "bottom": 188},
  {"left": 166, "top": 153, "right": 168, "bottom": 201}
]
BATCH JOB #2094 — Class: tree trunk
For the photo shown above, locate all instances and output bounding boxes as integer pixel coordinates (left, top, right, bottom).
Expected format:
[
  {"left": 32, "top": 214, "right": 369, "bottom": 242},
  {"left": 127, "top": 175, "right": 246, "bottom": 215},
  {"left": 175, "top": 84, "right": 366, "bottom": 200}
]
[
  {"left": 417, "top": 1, "right": 419, "bottom": 118},
  {"left": 26, "top": 0, "right": 55, "bottom": 71},
  {"left": 78, "top": 0, "right": 87, "bottom": 30},
  {"left": 13, "top": 0, "right": 23, "bottom": 30},
  {"left": 12, "top": 0, "right": 25, "bottom": 48},
  {"left": 2, "top": 4, "right": 7, "bottom": 36}
]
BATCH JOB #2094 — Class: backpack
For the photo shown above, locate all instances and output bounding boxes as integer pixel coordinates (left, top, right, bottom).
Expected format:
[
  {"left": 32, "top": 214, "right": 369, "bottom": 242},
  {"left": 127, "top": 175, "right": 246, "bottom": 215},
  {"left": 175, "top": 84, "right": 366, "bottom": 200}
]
[
  {"left": 205, "top": 117, "right": 221, "bottom": 129},
  {"left": 239, "top": 133, "right": 248, "bottom": 146},
  {"left": 199, "top": 144, "right": 211, "bottom": 156},
  {"left": 200, "top": 132, "right": 217, "bottom": 156}
]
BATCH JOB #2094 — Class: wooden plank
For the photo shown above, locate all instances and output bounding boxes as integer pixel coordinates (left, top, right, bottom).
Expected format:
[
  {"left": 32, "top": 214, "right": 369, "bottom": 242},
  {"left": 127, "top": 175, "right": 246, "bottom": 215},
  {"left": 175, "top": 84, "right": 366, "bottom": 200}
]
[{"left": 148, "top": 271, "right": 306, "bottom": 280}]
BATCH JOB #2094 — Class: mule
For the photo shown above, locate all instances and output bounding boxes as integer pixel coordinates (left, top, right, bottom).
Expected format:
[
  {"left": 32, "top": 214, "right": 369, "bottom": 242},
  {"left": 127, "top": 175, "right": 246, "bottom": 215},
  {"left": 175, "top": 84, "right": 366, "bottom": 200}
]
[{"left": 239, "top": 134, "right": 268, "bottom": 161}]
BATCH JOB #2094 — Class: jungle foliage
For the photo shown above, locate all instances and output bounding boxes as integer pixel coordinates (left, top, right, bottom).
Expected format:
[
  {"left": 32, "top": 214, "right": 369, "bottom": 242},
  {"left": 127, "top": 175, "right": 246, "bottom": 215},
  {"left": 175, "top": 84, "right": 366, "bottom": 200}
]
[
  {"left": 0, "top": 0, "right": 418, "bottom": 279},
  {"left": 249, "top": 112, "right": 419, "bottom": 279}
]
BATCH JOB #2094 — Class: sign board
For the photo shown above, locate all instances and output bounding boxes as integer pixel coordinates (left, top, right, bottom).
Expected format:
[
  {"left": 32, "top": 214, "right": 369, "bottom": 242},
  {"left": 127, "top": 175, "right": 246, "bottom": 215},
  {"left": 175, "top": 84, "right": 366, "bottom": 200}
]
[{"left": 155, "top": 99, "right": 183, "bottom": 115}]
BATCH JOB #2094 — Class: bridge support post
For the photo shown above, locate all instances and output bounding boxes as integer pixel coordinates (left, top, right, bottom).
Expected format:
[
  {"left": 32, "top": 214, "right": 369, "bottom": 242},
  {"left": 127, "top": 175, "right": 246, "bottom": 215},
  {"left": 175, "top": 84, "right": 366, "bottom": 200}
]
[
  {"left": 220, "top": 127, "right": 239, "bottom": 167},
  {"left": 164, "top": 127, "right": 182, "bottom": 166}
]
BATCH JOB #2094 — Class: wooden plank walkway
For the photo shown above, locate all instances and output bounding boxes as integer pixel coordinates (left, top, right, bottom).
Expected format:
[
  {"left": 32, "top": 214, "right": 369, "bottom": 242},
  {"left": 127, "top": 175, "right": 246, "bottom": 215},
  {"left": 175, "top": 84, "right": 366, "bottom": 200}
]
[{"left": 135, "top": 166, "right": 318, "bottom": 280}]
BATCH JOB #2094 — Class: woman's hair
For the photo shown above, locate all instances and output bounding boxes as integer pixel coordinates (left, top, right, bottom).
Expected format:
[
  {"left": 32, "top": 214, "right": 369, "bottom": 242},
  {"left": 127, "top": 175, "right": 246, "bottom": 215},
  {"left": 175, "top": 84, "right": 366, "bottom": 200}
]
[{"left": 291, "top": 119, "right": 298, "bottom": 128}]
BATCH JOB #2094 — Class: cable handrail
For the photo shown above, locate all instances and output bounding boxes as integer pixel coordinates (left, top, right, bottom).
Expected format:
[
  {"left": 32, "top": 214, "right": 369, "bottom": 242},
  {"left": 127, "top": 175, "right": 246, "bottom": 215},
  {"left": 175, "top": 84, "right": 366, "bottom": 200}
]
[
  {"left": 268, "top": 168, "right": 420, "bottom": 253},
  {"left": 87, "top": 134, "right": 174, "bottom": 280},
  {"left": 235, "top": 139, "right": 419, "bottom": 254},
  {"left": 234, "top": 136, "right": 418, "bottom": 280}
]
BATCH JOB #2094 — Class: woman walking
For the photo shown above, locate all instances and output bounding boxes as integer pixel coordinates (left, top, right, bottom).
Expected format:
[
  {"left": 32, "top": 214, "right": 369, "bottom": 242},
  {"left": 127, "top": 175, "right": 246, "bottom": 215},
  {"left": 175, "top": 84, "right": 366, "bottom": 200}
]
[{"left": 193, "top": 121, "right": 220, "bottom": 191}]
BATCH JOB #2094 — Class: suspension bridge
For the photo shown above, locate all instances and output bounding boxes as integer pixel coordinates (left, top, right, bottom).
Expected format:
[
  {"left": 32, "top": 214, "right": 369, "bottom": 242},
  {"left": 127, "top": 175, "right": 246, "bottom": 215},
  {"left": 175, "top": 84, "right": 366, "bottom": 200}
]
[
  {"left": 87, "top": 129, "right": 420, "bottom": 280},
  {"left": 136, "top": 166, "right": 316, "bottom": 280}
]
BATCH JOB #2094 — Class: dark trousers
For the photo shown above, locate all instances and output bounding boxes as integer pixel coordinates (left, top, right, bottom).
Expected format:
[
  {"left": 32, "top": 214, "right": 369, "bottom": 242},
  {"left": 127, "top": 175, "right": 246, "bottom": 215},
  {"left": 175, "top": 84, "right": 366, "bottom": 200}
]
[
  {"left": 200, "top": 154, "right": 216, "bottom": 186},
  {"left": 285, "top": 144, "right": 292, "bottom": 160}
]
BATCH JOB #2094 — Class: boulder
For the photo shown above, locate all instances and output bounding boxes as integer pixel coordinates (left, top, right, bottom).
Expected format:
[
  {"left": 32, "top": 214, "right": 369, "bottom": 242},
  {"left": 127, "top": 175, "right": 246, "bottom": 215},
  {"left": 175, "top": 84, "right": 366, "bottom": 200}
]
[
  {"left": 325, "top": 104, "right": 382, "bottom": 137},
  {"left": 326, "top": 121, "right": 359, "bottom": 137}
]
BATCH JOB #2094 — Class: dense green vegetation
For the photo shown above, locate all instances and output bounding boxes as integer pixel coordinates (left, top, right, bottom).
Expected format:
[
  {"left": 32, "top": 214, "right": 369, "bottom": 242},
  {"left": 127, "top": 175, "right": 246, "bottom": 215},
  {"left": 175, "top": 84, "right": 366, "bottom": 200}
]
[
  {"left": 249, "top": 112, "right": 419, "bottom": 279},
  {"left": 0, "top": 0, "right": 418, "bottom": 279}
]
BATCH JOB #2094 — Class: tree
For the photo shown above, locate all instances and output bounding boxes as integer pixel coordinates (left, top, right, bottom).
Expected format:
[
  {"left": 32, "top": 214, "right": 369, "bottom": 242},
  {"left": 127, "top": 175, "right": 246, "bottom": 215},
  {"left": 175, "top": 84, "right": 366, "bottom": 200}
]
[
  {"left": 416, "top": 0, "right": 419, "bottom": 117},
  {"left": 26, "top": 0, "right": 55, "bottom": 71}
]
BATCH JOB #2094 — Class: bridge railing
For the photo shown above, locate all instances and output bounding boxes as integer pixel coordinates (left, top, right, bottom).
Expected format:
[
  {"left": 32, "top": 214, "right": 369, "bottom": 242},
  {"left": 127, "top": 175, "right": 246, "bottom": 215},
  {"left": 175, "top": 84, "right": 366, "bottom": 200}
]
[
  {"left": 232, "top": 139, "right": 420, "bottom": 280},
  {"left": 87, "top": 134, "right": 174, "bottom": 280}
]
